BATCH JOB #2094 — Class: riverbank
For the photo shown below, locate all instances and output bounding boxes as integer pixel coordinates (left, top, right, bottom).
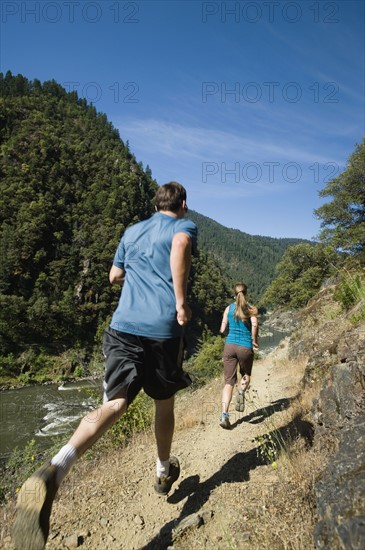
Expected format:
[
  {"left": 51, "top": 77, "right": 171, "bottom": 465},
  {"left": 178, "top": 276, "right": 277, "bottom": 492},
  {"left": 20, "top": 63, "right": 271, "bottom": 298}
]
[
  {"left": 0, "top": 373, "right": 103, "bottom": 392},
  {"left": 0, "top": 350, "right": 104, "bottom": 390}
]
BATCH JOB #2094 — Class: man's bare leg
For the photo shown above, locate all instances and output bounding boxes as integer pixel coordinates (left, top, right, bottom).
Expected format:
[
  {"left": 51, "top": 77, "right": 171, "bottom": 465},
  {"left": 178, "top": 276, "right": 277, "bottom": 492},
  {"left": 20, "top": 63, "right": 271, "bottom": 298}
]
[
  {"left": 68, "top": 395, "right": 127, "bottom": 457},
  {"left": 153, "top": 396, "right": 180, "bottom": 495},
  {"left": 154, "top": 396, "right": 175, "bottom": 462},
  {"left": 13, "top": 394, "right": 127, "bottom": 550}
]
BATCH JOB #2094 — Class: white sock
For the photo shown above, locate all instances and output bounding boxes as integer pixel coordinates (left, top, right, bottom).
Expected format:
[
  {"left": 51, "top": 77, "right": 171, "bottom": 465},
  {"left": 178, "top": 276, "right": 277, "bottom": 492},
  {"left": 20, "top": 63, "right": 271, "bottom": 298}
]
[
  {"left": 156, "top": 458, "right": 170, "bottom": 478},
  {"left": 51, "top": 444, "right": 78, "bottom": 486}
]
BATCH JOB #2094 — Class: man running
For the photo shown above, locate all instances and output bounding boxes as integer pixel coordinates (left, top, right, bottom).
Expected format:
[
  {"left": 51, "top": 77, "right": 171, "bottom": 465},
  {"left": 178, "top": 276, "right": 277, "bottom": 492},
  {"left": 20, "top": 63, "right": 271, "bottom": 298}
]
[{"left": 13, "top": 181, "right": 197, "bottom": 550}]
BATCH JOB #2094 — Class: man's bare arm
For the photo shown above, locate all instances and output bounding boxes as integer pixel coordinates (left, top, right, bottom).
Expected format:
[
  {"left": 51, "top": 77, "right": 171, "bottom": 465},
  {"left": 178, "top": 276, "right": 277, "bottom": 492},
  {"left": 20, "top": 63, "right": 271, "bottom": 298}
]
[
  {"left": 109, "top": 265, "right": 125, "bottom": 286},
  {"left": 170, "top": 232, "right": 192, "bottom": 326}
]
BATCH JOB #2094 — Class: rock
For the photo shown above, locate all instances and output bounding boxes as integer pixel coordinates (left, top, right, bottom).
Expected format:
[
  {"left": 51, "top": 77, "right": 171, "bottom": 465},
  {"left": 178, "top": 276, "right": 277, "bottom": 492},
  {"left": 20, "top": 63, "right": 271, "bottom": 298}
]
[
  {"left": 64, "top": 534, "right": 81, "bottom": 548},
  {"left": 336, "top": 325, "right": 365, "bottom": 364},
  {"left": 134, "top": 514, "right": 145, "bottom": 527},
  {"left": 172, "top": 513, "right": 204, "bottom": 540},
  {"left": 235, "top": 531, "right": 251, "bottom": 542},
  {"left": 313, "top": 362, "right": 365, "bottom": 431},
  {"left": 264, "top": 309, "right": 299, "bottom": 332},
  {"left": 314, "top": 415, "right": 365, "bottom": 549},
  {"left": 200, "top": 509, "right": 214, "bottom": 523},
  {"left": 100, "top": 517, "right": 109, "bottom": 527}
]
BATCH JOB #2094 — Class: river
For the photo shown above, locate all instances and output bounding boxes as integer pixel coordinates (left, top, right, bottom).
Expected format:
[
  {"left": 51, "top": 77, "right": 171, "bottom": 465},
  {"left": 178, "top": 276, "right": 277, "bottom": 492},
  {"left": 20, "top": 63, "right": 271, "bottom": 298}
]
[{"left": 0, "top": 325, "right": 288, "bottom": 461}]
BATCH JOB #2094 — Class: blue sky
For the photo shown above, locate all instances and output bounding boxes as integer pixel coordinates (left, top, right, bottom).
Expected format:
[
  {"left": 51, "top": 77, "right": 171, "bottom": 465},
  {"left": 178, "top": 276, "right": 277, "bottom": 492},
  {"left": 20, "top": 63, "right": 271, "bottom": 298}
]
[{"left": 1, "top": 0, "right": 364, "bottom": 239}]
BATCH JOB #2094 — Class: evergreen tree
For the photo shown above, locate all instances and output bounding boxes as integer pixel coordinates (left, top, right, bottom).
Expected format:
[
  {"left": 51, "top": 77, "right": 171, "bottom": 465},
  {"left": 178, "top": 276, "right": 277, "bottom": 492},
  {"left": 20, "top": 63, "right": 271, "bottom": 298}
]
[
  {"left": 315, "top": 138, "right": 365, "bottom": 264},
  {"left": 262, "top": 243, "right": 337, "bottom": 309}
]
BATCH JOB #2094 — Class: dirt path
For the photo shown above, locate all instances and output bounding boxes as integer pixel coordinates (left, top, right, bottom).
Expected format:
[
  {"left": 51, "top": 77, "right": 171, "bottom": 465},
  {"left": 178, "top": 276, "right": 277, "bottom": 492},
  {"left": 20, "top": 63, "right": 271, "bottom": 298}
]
[{"left": 3, "top": 339, "right": 306, "bottom": 549}]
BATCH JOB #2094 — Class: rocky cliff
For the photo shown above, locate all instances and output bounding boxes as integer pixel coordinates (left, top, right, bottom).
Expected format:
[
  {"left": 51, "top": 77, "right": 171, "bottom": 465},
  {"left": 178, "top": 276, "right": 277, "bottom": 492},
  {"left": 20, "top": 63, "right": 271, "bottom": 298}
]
[{"left": 288, "top": 284, "right": 365, "bottom": 549}]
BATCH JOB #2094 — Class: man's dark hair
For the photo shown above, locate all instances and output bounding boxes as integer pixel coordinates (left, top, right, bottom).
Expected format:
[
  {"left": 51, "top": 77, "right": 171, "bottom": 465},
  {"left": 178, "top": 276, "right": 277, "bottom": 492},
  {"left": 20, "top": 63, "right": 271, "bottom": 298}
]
[{"left": 155, "top": 182, "right": 187, "bottom": 213}]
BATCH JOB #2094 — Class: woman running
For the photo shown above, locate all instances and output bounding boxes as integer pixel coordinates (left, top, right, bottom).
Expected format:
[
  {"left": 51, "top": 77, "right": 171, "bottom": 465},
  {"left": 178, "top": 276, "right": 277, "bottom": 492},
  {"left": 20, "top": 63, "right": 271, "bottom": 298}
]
[{"left": 219, "top": 282, "right": 259, "bottom": 429}]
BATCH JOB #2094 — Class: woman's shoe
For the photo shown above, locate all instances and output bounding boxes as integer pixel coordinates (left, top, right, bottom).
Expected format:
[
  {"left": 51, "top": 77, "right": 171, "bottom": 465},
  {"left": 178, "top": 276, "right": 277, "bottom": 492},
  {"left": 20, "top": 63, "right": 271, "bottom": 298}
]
[
  {"left": 235, "top": 390, "right": 245, "bottom": 412},
  {"left": 219, "top": 413, "right": 231, "bottom": 429}
]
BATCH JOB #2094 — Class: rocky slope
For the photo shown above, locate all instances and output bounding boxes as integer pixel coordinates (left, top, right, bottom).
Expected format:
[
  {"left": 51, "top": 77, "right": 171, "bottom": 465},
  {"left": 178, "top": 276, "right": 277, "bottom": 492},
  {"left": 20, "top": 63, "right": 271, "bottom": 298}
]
[{"left": 289, "top": 284, "right": 365, "bottom": 549}]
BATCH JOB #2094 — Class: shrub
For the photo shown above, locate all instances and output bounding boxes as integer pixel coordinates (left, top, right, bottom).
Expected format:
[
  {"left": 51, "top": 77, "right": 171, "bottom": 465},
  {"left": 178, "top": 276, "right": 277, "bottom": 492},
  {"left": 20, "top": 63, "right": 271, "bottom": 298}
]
[
  {"left": 0, "top": 354, "right": 16, "bottom": 378},
  {"left": 0, "top": 439, "right": 51, "bottom": 503},
  {"left": 185, "top": 335, "right": 225, "bottom": 386},
  {"left": 333, "top": 270, "right": 365, "bottom": 310},
  {"left": 105, "top": 391, "right": 153, "bottom": 447}
]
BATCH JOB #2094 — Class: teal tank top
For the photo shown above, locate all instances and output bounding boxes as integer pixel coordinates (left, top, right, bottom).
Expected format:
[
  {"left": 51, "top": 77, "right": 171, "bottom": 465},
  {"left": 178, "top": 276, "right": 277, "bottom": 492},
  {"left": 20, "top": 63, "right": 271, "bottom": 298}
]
[{"left": 225, "top": 303, "right": 253, "bottom": 348}]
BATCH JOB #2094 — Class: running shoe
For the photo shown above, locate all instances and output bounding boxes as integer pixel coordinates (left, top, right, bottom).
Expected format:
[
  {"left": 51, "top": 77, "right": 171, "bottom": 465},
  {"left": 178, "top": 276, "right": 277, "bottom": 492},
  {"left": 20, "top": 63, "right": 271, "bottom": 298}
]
[
  {"left": 219, "top": 412, "right": 231, "bottom": 429},
  {"left": 13, "top": 462, "right": 58, "bottom": 550},
  {"left": 154, "top": 456, "right": 180, "bottom": 496},
  {"left": 235, "top": 390, "right": 245, "bottom": 412}
]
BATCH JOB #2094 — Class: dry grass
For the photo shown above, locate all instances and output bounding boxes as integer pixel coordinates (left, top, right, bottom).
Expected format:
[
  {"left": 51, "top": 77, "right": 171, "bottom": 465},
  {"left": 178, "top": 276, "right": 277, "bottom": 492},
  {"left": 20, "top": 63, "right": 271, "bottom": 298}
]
[
  {"left": 175, "top": 380, "right": 221, "bottom": 432},
  {"left": 239, "top": 383, "right": 321, "bottom": 549},
  {"left": 234, "top": 385, "right": 325, "bottom": 549}
]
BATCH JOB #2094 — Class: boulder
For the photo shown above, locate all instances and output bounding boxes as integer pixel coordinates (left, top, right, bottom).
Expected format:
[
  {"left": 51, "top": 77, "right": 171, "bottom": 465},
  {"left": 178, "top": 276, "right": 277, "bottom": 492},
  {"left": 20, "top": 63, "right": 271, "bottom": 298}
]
[{"left": 314, "top": 415, "right": 365, "bottom": 549}]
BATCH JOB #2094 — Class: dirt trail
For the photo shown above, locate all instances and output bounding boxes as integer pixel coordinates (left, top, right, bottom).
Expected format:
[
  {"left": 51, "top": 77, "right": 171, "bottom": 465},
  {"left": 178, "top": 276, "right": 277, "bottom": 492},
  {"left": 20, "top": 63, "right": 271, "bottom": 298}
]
[{"left": 3, "top": 339, "right": 306, "bottom": 549}]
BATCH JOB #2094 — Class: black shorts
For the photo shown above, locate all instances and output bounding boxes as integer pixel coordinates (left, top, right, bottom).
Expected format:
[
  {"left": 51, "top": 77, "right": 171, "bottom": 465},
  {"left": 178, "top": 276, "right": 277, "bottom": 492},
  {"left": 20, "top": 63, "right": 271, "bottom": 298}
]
[{"left": 102, "top": 327, "right": 192, "bottom": 404}]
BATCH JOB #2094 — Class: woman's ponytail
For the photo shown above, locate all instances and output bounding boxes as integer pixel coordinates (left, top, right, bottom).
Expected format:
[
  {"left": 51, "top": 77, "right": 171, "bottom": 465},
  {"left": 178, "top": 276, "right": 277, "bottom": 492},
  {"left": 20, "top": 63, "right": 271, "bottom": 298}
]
[{"left": 233, "top": 283, "right": 256, "bottom": 321}]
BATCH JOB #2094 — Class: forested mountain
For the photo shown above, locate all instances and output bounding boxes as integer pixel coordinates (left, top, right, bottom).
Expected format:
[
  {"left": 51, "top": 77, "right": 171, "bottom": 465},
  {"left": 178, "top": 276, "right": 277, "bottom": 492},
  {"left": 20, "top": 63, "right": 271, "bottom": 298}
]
[
  {"left": 0, "top": 72, "right": 228, "bottom": 373},
  {"left": 187, "top": 210, "right": 310, "bottom": 303},
  {"left": 0, "top": 71, "right": 312, "bottom": 378}
]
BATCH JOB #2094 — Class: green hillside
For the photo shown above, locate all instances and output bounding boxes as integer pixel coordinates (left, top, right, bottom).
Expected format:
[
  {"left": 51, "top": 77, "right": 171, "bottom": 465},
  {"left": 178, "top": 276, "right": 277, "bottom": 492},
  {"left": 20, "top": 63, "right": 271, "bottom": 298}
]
[
  {"left": 187, "top": 210, "right": 311, "bottom": 303},
  {"left": 0, "top": 72, "right": 228, "bottom": 377},
  {"left": 0, "top": 71, "right": 312, "bottom": 380}
]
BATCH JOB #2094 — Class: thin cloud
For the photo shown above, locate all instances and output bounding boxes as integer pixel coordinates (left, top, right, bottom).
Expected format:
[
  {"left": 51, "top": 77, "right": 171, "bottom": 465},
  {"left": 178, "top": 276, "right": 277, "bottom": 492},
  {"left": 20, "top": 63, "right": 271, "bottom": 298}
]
[{"left": 119, "top": 118, "right": 343, "bottom": 165}]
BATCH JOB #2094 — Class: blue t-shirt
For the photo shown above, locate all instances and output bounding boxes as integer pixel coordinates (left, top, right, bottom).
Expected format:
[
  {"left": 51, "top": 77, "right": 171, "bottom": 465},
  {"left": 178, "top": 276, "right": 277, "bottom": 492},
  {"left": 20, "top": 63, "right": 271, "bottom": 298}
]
[
  {"left": 110, "top": 212, "right": 197, "bottom": 339},
  {"left": 225, "top": 303, "right": 253, "bottom": 348}
]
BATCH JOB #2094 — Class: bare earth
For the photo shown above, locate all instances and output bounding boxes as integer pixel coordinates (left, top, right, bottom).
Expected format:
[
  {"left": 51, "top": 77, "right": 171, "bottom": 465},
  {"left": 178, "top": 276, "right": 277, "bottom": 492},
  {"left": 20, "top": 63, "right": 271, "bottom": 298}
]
[{"left": 2, "top": 339, "right": 308, "bottom": 549}]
